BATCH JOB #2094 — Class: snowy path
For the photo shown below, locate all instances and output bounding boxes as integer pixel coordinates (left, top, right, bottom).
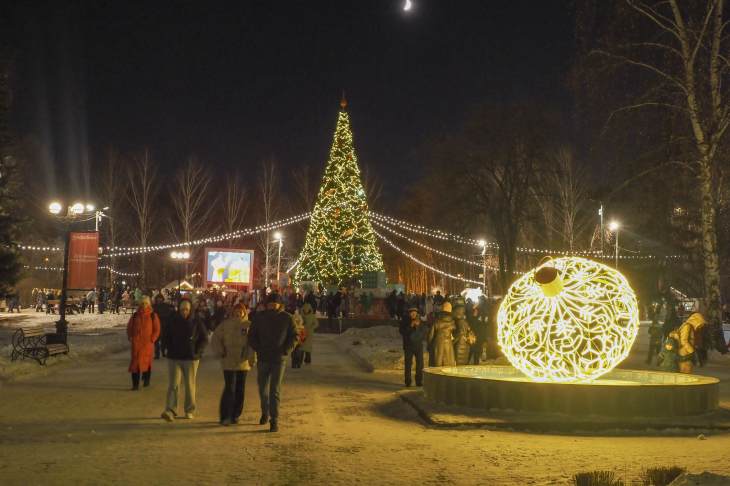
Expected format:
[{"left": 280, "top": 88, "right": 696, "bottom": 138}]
[{"left": 0, "top": 335, "right": 729, "bottom": 485}]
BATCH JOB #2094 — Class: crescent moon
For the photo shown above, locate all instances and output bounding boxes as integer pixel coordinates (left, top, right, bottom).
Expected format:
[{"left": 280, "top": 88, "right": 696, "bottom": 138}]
[{"left": 404, "top": 0, "right": 412, "bottom": 11}]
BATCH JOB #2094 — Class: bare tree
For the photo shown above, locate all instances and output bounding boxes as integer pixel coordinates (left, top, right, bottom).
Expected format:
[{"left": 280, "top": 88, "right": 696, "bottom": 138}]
[
  {"left": 169, "top": 157, "right": 215, "bottom": 276},
  {"left": 222, "top": 175, "right": 249, "bottom": 248},
  {"left": 531, "top": 148, "right": 592, "bottom": 250},
  {"left": 99, "top": 148, "right": 126, "bottom": 287},
  {"left": 127, "top": 149, "right": 157, "bottom": 287},
  {"left": 592, "top": 0, "right": 730, "bottom": 325},
  {"left": 291, "top": 164, "right": 319, "bottom": 210},
  {"left": 257, "top": 158, "right": 279, "bottom": 287}
]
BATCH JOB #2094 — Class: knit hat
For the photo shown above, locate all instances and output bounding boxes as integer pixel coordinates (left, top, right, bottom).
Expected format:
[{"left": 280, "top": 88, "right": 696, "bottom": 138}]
[{"left": 442, "top": 301, "right": 452, "bottom": 313}]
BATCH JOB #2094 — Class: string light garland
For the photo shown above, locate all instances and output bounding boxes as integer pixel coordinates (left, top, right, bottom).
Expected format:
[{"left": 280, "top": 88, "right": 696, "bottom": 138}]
[
  {"left": 374, "top": 229, "right": 485, "bottom": 287},
  {"left": 24, "top": 265, "right": 63, "bottom": 272},
  {"left": 18, "top": 245, "right": 63, "bottom": 252},
  {"left": 497, "top": 256, "right": 640, "bottom": 383},
  {"left": 98, "top": 265, "right": 140, "bottom": 277},
  {"left": 102, "top": 212, "right": 311, "bottom": 257},
  {"left": 295, "top": 102, "right": 385, "bottom": 284},
  {"left": 372, "top": 219, "right": 495, "bottom": 270}
]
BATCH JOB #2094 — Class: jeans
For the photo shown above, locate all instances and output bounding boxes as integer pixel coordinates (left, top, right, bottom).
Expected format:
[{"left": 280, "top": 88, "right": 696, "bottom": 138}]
[
  {"left": 220, "top": 370, "right": 248, "bottom": 422},
  {"left": 256, "top": 359, "right": 287, "bottom": 422},
  {"left": 155, "top": 339, "right": 166, "bottom": 359},
  {"left": 165, "top": 359, "right": 200, "bottom": 414},
  {"left": 304, "top": 351, "right": 312, "bottom": 364},
  {"left": 404, "top": 346, "right": 424, "bottom": 386}
]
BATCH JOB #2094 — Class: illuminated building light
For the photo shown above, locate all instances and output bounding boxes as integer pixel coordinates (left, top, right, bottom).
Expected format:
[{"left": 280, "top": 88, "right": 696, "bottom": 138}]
[{"left": 497, "top": 256, "right": 640, "bottom": 383}]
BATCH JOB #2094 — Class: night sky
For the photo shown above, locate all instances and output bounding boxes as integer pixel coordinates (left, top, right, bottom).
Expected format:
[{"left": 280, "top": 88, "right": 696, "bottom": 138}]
[{"left": 10, "top": 1, "right": 574, "bottom": 203}]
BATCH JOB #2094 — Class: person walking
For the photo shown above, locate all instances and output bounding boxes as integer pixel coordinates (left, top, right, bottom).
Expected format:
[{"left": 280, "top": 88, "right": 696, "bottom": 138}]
[
  {"left": 400, "top": 306, "right": 428, "bottom": 386},
  {"left": 672, "top": 312, "right": 707, "bottom": 374},
  {"left": 247, "top": 293, "right": 297, "bottom": 432},
  {"left": 467, "top": 305, "right": 486, "bottom": 364},
  {"left": 428, "top": 301, "right": 456, "bottom": 366},
  {"left": 126, "top": 296, "right": 161, "bottom": 390},
  {"left": 300, "top": 303, "right": 319, "bottom": 364},
  {"left": 290, "top": 309, "right": 306, "bottom": 368},
  {"left": 211, "top": 304, "right": 255, "bottom": 426},
  {"left": 161, "top": 299, "right": 208, "bottom": 421},
  {"left": 86, "top": 288, "right": 97, "bottom": 314},
  {"left": 153, "top": 294, "right": 174, "bottom": 359}
]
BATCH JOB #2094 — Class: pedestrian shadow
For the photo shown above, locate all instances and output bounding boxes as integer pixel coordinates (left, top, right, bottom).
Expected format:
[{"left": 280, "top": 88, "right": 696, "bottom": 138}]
[{"left": 368, "top": 393, "right": 428, "bottom": 426}]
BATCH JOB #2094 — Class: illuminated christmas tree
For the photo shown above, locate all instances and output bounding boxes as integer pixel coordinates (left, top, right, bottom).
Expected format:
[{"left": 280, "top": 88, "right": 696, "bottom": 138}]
[{"left": 296, "top": 97, "right": 384, "bottom": 285}]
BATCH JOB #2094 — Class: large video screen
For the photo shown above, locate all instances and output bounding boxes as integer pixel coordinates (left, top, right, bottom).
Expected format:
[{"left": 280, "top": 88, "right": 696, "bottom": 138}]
[{"left": 205, "top": 248, "right": 254, "bottom": 286}]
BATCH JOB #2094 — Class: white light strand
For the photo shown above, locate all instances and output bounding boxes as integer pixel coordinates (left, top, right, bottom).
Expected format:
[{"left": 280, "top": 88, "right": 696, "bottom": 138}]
[
  {"left": 18, "top": 245, "right": 63, "bottom": 252},
  {"left": 98, "top": 265, "right": 140, "bottom": 277},
  {"left": 370, "top": 212, "right": 687, "bottom": 259},
  {"left": 373, "top": 219, "right": 494, "bottom": 269},
  {"left": 102, "top": 212, "right": 312, "bottom": 257},
  {"left": 373, "top": 229, "right": 485, "bottom": 287},
  {"left": 24, "top": 265, "right": 63, "bottom": 272}
]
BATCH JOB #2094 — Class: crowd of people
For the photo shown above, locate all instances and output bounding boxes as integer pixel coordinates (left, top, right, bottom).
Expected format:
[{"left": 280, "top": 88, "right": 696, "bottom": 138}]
[
  {"left": 647, "top": 295, "right": 724, "bottom": 374},
  {"left": 125, "top": 289, "right": 314, "bottom": 433},
  {"left": 398, "top": 294, "right": 498, "bottom": 387}
]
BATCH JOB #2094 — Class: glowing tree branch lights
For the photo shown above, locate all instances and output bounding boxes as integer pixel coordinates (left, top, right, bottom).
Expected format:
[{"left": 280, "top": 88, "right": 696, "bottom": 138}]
[
  {"left": 296, "top": 98, "right": 384, "bottom": 284},
  {"left": 497, "top": 257, "right": 639, "bottom": 383}
]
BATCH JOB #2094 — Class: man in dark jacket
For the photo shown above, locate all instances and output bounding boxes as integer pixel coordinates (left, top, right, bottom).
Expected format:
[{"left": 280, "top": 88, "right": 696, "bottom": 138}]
[
  {"left": 153, "top": 294, "right": 174, "bottom": 359},
  {"left": 161, "top": 299, "right": 208, "bottom": 422},
  {"left": 400, "top": 307, "right": 428, "bottom": 387},
  {"left": 248, "top": 293, "right": 297, "bottom": 432}
]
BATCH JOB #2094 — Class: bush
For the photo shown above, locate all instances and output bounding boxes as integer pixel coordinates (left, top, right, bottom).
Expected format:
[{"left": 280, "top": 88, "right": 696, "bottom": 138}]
[
  {"left": 572, "top": 470, "right": 624, "bottom": 486},
  {"left": 641, "top": 466, "right": 685, "bottom": 486}
]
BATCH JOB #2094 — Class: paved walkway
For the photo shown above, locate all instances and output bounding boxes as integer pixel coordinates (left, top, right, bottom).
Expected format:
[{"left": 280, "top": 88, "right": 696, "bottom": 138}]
[{"left": 1, "top": 336, "right": 730, "bottom": 485}]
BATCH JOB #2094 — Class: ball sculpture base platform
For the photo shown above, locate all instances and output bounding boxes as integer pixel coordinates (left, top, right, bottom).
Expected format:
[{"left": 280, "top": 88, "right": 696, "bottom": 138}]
[{"left": 423, "top": 365, "right": 719, "bottom": 418}]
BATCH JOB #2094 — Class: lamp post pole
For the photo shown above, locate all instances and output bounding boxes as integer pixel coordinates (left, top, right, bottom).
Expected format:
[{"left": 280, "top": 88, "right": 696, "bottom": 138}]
[
  {"left": 274, "top": 232, "right": 283, "bottom": 289},
  {"left": 56, "top": 227, "right": 71, "bottom": 343},
  {"left": 608, "top": 221, "right": 620, "bottom": 269},
  {"left": 478, "top": 240, "right": 487, "bottom": 296}
]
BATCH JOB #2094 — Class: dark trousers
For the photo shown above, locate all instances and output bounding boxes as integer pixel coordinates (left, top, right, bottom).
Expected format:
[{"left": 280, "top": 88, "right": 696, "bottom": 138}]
[
  {"left": 256, "top": 359, "right": 286, "bottom": 422},
  {"left": 291, "top": 346, "right": 304, "bottom": 368},
  {"left": 646, "top": 338, "right": 662, "bottom": 365},
  {"left": 155, "top": 339, "right": 166, "bottom": 359},
  {"left": 88, "top": 302, "right": 95, "bottom": 313},
  {"left": 404, "top": 346, "right": 424, "bottom": 386},
  {"left": 220, "top": 370, "right": 248, "bottom": 422},
  {"left": 468, "top": 341, "right": 483, "bottom": 365},
  {"left": 131, "top": 370, "right": 151, "bottom": 388},
  {"left": 304, "top": 351, "right": 312, "bottom": 364}
]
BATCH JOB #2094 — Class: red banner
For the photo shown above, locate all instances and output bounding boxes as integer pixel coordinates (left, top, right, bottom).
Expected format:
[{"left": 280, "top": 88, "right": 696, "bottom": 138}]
[{"left": 68, "top": 232, "right": 99, "bottom": 290}]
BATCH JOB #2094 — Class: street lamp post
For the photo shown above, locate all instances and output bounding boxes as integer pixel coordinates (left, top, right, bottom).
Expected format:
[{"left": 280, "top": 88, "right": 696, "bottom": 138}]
[
  {"left": 608, "top": 221, "right": 620, "bottom": 269},
  {"left": 48, "top": 200, "right": 98, "bottom": 344},
  {"left": 170, "top": 251, "right": 190, "bottom": 303},
  {"left": 274, "top": 232, "right": 283, "bottom": 288},
  {"left": 478, "top": 239, "right": 487, "bottom": 296}
]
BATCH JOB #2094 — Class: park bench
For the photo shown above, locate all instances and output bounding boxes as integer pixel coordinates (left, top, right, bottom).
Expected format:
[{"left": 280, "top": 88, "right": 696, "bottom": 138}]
[{"left": 10, "top": 326, "right": 69, "bottom": 365}]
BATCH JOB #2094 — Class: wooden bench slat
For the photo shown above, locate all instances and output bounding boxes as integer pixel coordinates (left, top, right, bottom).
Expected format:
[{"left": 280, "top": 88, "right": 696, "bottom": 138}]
[{"left": 19, "top": 328, "right": 46, "bottom": 337}]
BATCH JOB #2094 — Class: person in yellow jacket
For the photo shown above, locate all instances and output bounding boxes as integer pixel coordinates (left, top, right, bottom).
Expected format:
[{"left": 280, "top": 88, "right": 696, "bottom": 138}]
[
  {"left": 211, "top": 304, "right": 256, "bottom": 425},
  {"left": 669, "top": 312, "right": 707, "bottom": 374}
]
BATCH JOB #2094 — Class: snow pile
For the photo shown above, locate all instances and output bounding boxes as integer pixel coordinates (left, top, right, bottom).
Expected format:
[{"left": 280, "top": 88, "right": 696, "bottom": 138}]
[
  {"left": 335, "top": 325, "right": 409, "bottom": 371},
  {"left": 0, "top": 310, "right": 130, "bottom": 382},
  {"left": 0, "top": 310, "right": 129, "bottom": 332},
  {"left": 669, "top": 472, "right": 730, "bottom": 485}
]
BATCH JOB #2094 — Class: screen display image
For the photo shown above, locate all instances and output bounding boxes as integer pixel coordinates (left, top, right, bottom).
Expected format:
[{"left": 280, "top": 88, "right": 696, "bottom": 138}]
[{"left": 205, "top": 249, "right": 254, "bottom": 285}]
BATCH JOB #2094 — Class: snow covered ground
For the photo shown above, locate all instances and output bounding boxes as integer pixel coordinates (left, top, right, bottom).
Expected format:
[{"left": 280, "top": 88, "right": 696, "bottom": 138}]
[{"left": 0, "top": 310, "right": 129, "bottom": 382}]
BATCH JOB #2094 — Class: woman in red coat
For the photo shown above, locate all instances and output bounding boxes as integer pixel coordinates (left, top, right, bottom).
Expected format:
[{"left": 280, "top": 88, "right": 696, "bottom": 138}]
[{"left": 127, "top": 296, "right": 161, "bottom": 390}]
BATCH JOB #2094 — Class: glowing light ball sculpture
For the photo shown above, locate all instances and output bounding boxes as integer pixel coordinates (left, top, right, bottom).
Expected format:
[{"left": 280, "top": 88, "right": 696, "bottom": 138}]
[{"left": 497, "top": 257, "right": 639, "bottom": 383}]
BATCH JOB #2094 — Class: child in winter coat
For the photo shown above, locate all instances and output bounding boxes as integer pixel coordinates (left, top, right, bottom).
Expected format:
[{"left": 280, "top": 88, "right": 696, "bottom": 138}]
[
  {"left": 657, "top": 335, "right": 679, "bottom": 372},
  {"left": 291, "top": 309, "right": 307, "bottom": 368}
]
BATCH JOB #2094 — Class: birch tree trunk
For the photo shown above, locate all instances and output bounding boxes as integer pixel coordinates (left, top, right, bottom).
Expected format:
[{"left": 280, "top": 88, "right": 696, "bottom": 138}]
[{"left": 127, "top": 150, "right": 157, "bottom": 287}]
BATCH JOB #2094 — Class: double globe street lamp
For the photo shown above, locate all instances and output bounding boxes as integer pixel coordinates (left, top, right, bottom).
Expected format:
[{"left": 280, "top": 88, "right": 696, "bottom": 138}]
[{"left": 47, "top": 201, "right": 107, "bottom": 343}]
